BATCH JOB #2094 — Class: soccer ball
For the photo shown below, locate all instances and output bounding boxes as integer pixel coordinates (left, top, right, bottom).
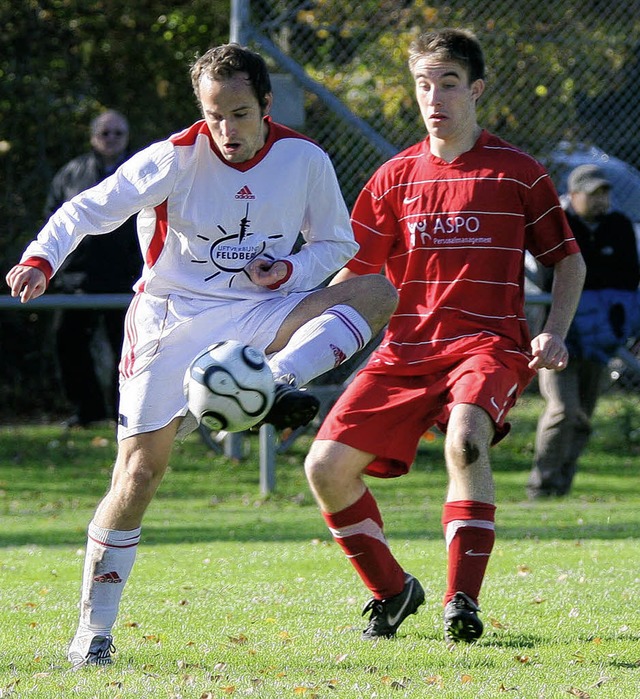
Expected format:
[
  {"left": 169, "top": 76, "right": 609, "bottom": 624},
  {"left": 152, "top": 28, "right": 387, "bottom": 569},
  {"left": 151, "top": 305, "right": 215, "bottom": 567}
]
[{"left": 185, "top": 340, "right": 275, "bottom": 432}]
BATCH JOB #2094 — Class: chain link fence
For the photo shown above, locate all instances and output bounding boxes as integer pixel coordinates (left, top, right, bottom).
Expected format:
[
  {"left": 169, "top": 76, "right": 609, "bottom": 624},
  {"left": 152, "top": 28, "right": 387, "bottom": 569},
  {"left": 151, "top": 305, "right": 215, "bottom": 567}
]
[{"left": 240, "top": 0, "right": 640, "bottom": 398}]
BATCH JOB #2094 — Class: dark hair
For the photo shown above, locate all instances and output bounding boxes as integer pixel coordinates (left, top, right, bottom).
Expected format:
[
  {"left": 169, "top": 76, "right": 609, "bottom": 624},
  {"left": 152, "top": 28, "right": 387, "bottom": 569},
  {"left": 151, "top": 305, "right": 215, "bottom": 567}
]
[
  {"left": 408, "top": 28, "right": 485, "bottom": 83},
  {"left": 190, "top": 43, "right": 272, "bottom": 111}
]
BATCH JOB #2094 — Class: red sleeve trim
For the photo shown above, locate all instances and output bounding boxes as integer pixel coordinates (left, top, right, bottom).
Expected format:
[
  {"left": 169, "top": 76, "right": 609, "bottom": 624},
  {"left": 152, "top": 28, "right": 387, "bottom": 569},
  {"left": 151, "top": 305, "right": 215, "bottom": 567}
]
[
  {"left": 20, "top": 257, "right": 53, "bottom": 286},
  {"left": 267, "top": 260, "right": 294, "bottom": 290}
]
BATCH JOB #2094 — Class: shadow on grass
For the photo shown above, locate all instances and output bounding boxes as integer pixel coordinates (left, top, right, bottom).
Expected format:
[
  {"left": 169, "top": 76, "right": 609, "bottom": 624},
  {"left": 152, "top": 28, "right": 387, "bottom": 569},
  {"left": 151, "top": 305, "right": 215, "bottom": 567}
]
[{"left": 0, "top": 514, "right": 637, "bottom": 548}]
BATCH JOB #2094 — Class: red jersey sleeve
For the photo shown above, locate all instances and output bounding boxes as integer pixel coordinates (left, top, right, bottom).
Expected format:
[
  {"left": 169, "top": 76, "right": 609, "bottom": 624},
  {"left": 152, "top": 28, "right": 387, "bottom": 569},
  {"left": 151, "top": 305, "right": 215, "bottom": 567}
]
[{"left": 347, "top": 178, "right": 398, "bottom": 276}]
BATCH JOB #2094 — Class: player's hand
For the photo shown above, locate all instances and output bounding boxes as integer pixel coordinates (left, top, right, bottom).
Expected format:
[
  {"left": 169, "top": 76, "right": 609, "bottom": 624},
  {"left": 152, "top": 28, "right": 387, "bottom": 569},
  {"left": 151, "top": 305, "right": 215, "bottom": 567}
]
[
  {"left": 5, "top": 265, "right": 47, "bottom": 303},
  {"left": 528, "top": 331, "right": 569, "bottom": 371},
  {"left": 245, "top": 257, "right": 288, "bottom": 287}
]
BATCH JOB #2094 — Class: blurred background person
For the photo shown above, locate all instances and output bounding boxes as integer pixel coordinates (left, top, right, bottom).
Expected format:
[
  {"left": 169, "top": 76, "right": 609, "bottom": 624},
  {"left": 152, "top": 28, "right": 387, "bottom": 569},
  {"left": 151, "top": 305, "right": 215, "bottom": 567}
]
[
  {"left": 527, "top": 164, "right": 640, "bottom": 498},
  {"left": 45, "top": 110, "right": 142, "bottom": 427}
]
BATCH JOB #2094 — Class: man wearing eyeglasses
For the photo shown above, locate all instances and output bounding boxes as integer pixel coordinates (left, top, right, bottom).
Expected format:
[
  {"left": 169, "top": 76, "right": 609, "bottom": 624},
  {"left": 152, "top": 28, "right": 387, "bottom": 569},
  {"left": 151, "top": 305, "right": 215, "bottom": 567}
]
[{"left": 45, "top": 110, "right": 142, "bottom": 428}]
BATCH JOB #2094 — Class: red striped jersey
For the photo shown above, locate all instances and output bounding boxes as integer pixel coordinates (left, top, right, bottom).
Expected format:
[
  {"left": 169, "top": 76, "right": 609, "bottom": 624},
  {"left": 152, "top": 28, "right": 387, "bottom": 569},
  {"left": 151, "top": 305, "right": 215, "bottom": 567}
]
[{"left": 348, "top": 130, "right": 580, "bottom": 374}]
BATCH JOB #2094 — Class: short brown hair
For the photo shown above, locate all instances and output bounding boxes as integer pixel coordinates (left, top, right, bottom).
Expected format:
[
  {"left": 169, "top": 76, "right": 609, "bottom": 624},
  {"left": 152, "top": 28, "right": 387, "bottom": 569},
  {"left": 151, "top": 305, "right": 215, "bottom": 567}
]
[
  {"left": 408, "top": 28, "right": 485, "bottom": 83},
  {"left": 190, "top": 43, "right": 272, "bottom": 111}
]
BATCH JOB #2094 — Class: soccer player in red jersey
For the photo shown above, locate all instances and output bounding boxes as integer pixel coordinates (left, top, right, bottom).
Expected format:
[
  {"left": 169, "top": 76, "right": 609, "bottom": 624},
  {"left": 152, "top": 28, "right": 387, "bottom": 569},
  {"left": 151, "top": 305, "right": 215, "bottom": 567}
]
[{"left": 305, "top": 28, "right": 586, "bottom": 642}]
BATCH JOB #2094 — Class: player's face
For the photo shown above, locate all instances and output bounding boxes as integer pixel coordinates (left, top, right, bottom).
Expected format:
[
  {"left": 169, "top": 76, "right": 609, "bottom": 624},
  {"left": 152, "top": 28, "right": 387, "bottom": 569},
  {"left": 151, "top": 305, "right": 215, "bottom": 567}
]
[
  {"left": 412, "top": 58, "right": 484, "bottom": 144},
  {"left": 198, "top": 73, "right": 272, "bottom": 163}
]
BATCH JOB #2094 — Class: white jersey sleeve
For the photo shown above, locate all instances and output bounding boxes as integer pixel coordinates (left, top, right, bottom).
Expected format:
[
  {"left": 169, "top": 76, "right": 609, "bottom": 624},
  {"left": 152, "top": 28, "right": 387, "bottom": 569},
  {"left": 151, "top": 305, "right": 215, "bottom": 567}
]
[{"left": 20, "top": 140, "right": 177, "bottom": 276}]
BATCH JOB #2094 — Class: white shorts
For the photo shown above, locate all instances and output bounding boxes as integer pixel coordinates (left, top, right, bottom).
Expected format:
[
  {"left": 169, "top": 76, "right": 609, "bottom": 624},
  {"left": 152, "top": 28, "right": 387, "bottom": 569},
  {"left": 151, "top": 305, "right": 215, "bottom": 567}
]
[{"left": 117, "top": 291, "right": 307, "bottom": 441}]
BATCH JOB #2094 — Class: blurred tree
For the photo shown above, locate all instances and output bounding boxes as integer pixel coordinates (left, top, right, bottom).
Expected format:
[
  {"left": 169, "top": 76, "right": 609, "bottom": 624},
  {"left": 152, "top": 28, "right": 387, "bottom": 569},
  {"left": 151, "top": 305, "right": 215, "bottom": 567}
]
[{"left": 0, "top": 0, "right": 229, "bottom": 418}]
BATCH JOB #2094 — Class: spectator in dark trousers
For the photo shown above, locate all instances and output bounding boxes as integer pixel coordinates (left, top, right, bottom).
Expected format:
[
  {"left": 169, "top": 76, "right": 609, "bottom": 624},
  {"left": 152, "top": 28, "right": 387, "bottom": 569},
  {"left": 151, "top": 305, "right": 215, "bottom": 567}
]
[
  {"left": 45, "top": 110, "right": 142, "bottom": 427},
  {"left": 527, "top": 164, "right": 640, "bottom": 498}
]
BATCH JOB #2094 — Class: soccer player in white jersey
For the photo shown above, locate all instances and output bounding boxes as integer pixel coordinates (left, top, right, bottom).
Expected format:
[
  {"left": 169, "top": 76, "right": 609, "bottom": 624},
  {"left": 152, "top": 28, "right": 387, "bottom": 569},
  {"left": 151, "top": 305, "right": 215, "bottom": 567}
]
[
  {"left": 304, "top": 28, "right": 586, "bottom": 643},
  {"left": 6, "top": 44, "right": 398, "bottom": 667}
]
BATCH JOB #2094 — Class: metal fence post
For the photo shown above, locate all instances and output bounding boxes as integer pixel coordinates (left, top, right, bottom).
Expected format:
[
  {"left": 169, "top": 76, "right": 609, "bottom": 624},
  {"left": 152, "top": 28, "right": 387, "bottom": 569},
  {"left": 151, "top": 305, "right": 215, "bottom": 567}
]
[{"left": 259, "top": 423, "right": 276, "bottom": 495}]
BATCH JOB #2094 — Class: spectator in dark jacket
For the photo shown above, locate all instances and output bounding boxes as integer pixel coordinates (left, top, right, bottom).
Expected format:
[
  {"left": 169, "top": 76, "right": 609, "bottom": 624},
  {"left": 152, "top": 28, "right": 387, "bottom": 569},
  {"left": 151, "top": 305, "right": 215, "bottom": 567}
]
[
  {"left": 527, "top": 164, "right": 640, "bottom": 498},
  {"left": 46, "top": 110, "right": 142, "bottom": 427}
]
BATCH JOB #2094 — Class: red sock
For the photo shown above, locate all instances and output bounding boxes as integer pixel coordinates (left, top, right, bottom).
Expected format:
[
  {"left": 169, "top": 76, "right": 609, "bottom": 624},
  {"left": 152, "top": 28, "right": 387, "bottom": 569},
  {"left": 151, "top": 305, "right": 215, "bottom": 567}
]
[
  {"left": 323, "top": 489, "right": 405, "bottom": 600},
  {"left": 442, "top": 500, "right": 496, "bottom": 606}
]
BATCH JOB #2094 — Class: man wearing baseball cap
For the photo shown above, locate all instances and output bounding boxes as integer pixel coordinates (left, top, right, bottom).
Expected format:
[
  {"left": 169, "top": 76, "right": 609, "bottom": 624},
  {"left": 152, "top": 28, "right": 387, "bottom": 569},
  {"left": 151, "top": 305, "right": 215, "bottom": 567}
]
[
  {"left": 567, "top": 163, "right": 611, "bottom": 194},
  {"left": 527, "top": 163, "right": 640, "bottom": 498}
]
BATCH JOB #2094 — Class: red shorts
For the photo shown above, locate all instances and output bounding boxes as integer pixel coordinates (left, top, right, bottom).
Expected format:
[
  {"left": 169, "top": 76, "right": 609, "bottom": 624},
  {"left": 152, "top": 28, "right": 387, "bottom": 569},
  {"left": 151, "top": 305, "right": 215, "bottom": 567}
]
[{"left": 316, "top": 352, "right": 535, "bottom": 478}]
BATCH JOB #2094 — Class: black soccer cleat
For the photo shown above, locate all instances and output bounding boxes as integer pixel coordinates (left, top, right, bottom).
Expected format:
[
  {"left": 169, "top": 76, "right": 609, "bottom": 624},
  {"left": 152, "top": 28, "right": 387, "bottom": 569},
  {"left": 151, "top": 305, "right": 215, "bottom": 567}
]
[
  {"left": 262, "top": 382, "right": 320, "bottom": 431},
  {"left": 443, "top": 591, "right": 484, "bottom": 643},
  {"left": 361, "top": 573, "right": 425, "bottom": 640}
]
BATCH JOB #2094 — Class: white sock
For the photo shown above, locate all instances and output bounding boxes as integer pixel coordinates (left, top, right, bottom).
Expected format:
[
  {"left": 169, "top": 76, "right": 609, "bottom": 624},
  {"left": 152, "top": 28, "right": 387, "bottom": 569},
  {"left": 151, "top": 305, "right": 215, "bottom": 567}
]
[
  {"left": 76, "top": 521, "right": 141, "bottom": 636},
  {"left": 269, "top": 304, "right": 372, "bottom": 386}
]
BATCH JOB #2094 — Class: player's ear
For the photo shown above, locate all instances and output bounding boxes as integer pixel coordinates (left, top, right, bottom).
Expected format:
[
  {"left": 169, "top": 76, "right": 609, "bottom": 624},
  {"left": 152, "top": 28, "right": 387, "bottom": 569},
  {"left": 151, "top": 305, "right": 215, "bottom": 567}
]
[
  {"left": 471, "top": 79, "right": 485, "bottom": 103},
  {"left": 262, "top": 92, "right": 273, "bottom": 117}
]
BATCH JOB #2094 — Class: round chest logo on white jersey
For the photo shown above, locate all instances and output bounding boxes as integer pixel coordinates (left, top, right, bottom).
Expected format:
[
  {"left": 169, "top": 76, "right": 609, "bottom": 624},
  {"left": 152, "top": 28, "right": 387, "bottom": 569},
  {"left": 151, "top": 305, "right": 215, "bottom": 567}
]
[{"left": 210, "top": 235, "right": 266, "bottom": 272}]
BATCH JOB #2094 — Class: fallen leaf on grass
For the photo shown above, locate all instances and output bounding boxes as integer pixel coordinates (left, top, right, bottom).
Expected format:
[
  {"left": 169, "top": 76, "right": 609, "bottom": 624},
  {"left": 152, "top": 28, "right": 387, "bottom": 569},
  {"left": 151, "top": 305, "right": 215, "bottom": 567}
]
[
  {"left": 390, "top": 679, "right": 410, "bottom": 689},
  {"left": 381, "top": 676, "right": 410, "bottom": 689},
  {"left": 498, "top": 683, "right": 519, "bottom": 692},
  {"left": 227, "top": 634, "right": 248, "bottom": 645},
  {"left": 461, "top": 674, "right": 473, "bottom": 684},
  {"left": 423, "top": 675, "right": 443, "bottom": 687},
  {"left": 567, "top": 688, "right": 590, "bottom": 698},
  {"left": 1, "top": 679, "right": 20, "bottom": 696},
  {"left": 514, "top": 655, "right": 530, "bottom": 664},
  {"left": 490, "top": 617, "right": 508, "bottom": 629},
  {"left": 177, "top": 659, "right": 203, "bottom": 670}
]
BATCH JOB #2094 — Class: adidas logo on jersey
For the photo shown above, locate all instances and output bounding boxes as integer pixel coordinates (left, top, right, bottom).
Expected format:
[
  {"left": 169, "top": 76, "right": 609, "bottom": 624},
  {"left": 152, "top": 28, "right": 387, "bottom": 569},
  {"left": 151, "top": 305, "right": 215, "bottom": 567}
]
[
  {"left": 235, "top": 185, "right": 255, "bottom": 200},
  {"left": 93, "top": 571, "right": 122, "bottom": 583}
]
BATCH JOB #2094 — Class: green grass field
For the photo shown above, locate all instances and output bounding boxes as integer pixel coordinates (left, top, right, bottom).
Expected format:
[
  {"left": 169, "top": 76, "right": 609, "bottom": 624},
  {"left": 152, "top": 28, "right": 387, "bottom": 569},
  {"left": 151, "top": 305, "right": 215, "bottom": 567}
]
[{"left": 0, "top": 391, "right": 638, "bottom": 698}]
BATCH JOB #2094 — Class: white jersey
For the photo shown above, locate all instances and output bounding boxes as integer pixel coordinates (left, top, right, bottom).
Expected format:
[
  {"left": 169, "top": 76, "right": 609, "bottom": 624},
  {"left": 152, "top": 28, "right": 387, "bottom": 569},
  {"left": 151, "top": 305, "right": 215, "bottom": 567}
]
[{"left": 22, "top": 118, "right": 358, "bottom": 300}]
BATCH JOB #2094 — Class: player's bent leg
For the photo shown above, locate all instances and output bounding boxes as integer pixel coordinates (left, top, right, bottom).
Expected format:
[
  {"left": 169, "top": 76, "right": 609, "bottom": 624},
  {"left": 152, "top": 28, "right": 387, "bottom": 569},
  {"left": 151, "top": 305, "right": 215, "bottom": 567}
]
[
  {"left": 305, "top": 441, "right": 425, "bottom": 638},
  {"left": 69, "top": 421, "right": 179, "bottom": 667},
  {"left": 268, "top": 273, "right": 398, "bottom": 354},
  {"left": 304, "top": 438, "right": 371, "bottom": 513}
]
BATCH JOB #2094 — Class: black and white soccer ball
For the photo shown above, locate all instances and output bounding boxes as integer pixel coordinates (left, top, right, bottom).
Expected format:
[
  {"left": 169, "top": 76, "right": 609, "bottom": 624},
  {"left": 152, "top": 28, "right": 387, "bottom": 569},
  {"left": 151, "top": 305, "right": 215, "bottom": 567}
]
[{"left": 185, "top": 340, "right": 275, "bottom": 433}]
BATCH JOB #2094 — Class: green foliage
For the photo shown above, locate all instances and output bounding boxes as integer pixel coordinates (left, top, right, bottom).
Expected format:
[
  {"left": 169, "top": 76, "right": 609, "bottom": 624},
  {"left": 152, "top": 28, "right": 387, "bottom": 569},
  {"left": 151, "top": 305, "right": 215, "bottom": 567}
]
[{"left": 0, "top": 0, "right": 230, "bottom": 259}]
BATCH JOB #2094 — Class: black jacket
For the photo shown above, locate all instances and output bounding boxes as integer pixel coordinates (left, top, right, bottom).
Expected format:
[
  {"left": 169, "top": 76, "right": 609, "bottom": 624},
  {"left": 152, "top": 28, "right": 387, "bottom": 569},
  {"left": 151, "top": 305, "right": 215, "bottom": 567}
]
[
  {"left": 564, "top": 207, "right": 640, "bottom": 291},
  {"left": 45, "top": 150, "right": 142, "bottom": 293}
]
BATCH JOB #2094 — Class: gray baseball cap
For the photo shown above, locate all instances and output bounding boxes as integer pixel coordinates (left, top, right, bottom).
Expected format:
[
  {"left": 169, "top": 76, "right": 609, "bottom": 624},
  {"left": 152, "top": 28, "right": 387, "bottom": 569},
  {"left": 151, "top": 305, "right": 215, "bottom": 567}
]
[{"left": 567, "top": 164, "right": 611, "bottom": 193}]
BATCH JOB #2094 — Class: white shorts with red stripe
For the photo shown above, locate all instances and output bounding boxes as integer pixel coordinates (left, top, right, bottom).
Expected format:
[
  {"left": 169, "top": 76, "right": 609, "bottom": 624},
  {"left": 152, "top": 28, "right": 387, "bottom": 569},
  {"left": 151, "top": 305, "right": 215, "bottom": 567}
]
[{"left": 117, "top": 291, "right": 306, "bottom": 441}]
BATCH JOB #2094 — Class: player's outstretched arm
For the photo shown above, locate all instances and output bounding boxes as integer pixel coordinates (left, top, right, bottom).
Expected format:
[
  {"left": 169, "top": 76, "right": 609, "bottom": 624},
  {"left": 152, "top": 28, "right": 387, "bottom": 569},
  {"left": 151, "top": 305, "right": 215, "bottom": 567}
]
[{"left": 6, "top": 265, "right": 47, "bottom": 303}]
